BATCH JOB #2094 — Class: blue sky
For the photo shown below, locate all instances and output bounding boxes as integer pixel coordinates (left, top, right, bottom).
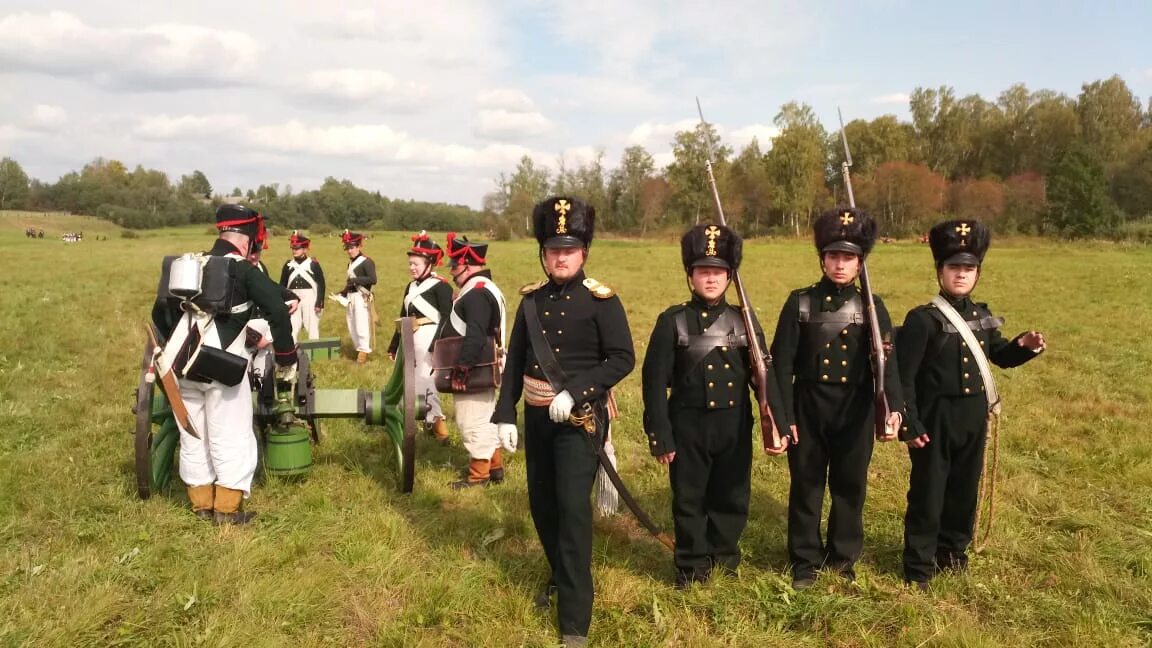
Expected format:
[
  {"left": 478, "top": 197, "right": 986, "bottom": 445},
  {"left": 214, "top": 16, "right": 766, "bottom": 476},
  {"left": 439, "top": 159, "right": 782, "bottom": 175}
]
[{"left": 0, "top": 1, "right": 1147, "bottom": 207}]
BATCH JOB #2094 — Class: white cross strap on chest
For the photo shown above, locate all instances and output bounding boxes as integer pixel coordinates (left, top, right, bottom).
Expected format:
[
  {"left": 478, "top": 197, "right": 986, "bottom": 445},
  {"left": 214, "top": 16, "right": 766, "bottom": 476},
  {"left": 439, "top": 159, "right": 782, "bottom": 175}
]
[
  {"left": 931, "top": 295, "right": 1001, "bottom": 415},
  {"left": 450, "top": 276, "right": 507, "bottom": 349},
  {"left": 286, "top": 257, "right": 317, "bottom": 290},
  {"left": 346, "top": 255, "right": 366, "bottom": 277},
  {"left": 404, "top": 276, "right": 443, "bottom": 323}
]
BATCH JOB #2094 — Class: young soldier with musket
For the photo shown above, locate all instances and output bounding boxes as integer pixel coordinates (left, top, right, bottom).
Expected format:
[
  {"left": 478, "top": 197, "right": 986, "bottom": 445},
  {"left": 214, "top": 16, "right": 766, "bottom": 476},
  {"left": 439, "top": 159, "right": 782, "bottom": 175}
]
[
  {"left": 338, "top": 230, "right": 377, "bottom": 363},
  {"left": 770, "top": 208, "right": 905, "bottom": 589},
  {"left": 150, "top": 204, "right": 298, "bottom": 524},
  {"left": 279, "top": 230, "right": 325, "bottom": 342},
  {"left": 389, "top": 231, "right": 454, "bottom": 443},
  {"left": 642, "top": 224, "right": 787, "bottom": 588},
  {"left": 435, "top": 233, "right": 507, "bottom": 488},
  {"left": 491, "top": 197, "right": 634, "bottom": 648},
  {"left": 898, "top": 220, "right": 1045, "bottom": 590}
]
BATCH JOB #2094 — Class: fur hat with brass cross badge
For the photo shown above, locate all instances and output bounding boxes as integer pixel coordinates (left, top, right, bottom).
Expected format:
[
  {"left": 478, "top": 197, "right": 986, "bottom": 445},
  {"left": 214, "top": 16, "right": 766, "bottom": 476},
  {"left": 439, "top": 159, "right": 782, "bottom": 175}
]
[
  {"left": 681, "top": 223, "right": 742, "bottom": 273},
  {"left": 813, "top": 207, "right": 877, "bottom": 258},
  {"left": 930, "top": 219, "right": 990, "bottom": 268},
  {"left": 533, "top": 196, "right": 595, "bottom": 249}
]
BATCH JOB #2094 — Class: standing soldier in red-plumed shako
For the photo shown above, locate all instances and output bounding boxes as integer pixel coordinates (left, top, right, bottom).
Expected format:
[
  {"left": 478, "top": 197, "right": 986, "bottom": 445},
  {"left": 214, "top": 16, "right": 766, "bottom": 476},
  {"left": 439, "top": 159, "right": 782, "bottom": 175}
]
[
  {"left": 151, "top": 204, "right": 298, "bottom": 524},
  {"left": 388, "top": 231, "right": 454, "bottom": 444},
  {"left": 435, "top": 233, "right": 508, "bottom": 488},
  {"left": 492, "top": 197, "right": 634, "bottom": 647},
  {"left": 279, "top": 230, "right": 325, "bottom": 342},
  {"left": 339, "top": 230, "right": 377, "bottom": 364}
]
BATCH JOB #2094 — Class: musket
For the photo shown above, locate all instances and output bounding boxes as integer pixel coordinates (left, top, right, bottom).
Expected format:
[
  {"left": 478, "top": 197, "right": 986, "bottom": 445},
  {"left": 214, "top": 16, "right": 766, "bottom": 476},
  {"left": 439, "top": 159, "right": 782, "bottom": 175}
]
[
  {"left": 837, "top": 108, "right": 893, "bottom": 441},
  {"left": 145, "top": 322, "right": 200, "bottom": 439},
  {"left": 695, "top": 98, "right": 787, "bottom": 451}
]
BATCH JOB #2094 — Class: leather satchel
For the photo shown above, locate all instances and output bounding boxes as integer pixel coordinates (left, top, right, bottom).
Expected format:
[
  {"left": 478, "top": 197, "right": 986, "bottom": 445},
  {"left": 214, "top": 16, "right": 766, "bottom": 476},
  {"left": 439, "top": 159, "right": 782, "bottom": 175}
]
[{"left": 431, "top": 335, "right": 502, "bottom": 393}]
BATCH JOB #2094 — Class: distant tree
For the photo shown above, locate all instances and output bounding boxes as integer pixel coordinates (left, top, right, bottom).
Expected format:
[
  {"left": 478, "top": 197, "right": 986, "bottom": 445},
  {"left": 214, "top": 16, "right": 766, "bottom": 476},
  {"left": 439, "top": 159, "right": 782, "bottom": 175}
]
[
  {"left": 765, "top": 101, "right": 828, "bottom": 234},
  {"left": 1002, "top": 172, "right": 1048, "bottom": 233},
  {"left": 1076, "top": 75, "right": 1144, "bottom": 164},
  {"left": 949, "top": 178, "right": 1005, "bottom": 224},
  {"left": 1046, "top": 145, "right": 1117, "bottom": 237},
  {"left": 638, "top": 177, "right": 671, "bottom": 236},
  {"left": 855, "top": 161, "right": 946, "bottom": 235},
  {"left": 0, "top": 157, "right": 31, "bottom": 209},
  {"left": 607, "top": 145, "right": 656, "bottom": 232},
  {"left": 178, "top": 170, "right": 212, "bottom": 198},
  {"left": 665, "top": 121, "right": 730, "bottom": 225}
]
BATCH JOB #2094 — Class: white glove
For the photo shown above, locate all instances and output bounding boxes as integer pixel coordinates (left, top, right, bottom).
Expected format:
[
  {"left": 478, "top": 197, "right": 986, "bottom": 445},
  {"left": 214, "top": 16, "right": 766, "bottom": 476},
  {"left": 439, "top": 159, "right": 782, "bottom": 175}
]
[
  {"left": 549, "top": 390, "right": 575, "bottom": 423},
  {"left": 497, "top": 423, "right": 518, "bottom": 453},
  {"left": 275, "top": 363, "right": 298, "bottom": 384}
]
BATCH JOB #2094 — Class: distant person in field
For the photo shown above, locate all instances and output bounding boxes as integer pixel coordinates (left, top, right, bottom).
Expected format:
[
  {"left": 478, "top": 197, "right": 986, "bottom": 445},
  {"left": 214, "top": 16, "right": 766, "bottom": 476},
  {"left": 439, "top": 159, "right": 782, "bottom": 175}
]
[
  {"left": 150, "top": 204, "right": 298, "bottom": 524},
  {"left": 337, "top": 230, "right": 377, "bottom": 363},
  {"left": 641, "top": 223, "right": 787, "bottom": 588},
  {"left": 279, "top": 231, "right": 326, "bottom": 342},
  {"left": 435, "top": 232, "right": 506, "bottom": 487},
  {"left": 387, "top": 231, "right": 453, "bottom": 444},
  {"left": 491, "top": 197, "right": 634, "bottom": 647},
  {"left": 897, "top": 220, "right": 1046, "bottom": 590},
  {"left": 770, "top": 208, "right": 906, "bottom": 590}
]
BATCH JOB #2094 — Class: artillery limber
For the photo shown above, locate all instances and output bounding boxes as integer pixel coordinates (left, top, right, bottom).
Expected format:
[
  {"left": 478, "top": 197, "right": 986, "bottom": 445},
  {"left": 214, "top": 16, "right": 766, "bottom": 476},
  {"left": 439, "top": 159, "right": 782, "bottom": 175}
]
[{"left": 132, "top": 317, "right": 424, "bottom": 499}]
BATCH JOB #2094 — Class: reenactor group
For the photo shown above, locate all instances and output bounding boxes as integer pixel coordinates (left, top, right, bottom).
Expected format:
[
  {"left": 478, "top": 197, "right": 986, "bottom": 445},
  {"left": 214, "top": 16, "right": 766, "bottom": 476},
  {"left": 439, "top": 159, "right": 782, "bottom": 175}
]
[{"left": 151, "top": 198, "right": 1046, "bottom": 647}]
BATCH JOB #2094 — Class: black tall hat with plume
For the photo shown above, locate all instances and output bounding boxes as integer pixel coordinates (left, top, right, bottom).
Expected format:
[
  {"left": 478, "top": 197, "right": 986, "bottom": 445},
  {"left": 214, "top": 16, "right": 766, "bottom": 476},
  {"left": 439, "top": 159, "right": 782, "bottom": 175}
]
[
  {"left": 533, "top": 196, "right": 595, "bottom": 249},
  {"left": 812, "top": 207, "right": 877, "bottom": 258},
  {"left": 445, "top": 232, "right": 488, "bottom": 267},
  {"left": 681, "top": 223, "right": 742, "bottom": 272},
  {"left": 930, "top": 219, "right": 990, "bottom": 267}
]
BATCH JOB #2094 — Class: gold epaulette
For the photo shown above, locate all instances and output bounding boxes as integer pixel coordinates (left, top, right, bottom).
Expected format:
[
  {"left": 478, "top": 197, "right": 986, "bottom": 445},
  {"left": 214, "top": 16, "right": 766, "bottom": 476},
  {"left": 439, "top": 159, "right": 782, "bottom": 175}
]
[
  {"left": 519, "top": 279, "right": 549, "bottom": 295},
  {"left": 582, "top": 277, "right": 615, "bottom": 299}
]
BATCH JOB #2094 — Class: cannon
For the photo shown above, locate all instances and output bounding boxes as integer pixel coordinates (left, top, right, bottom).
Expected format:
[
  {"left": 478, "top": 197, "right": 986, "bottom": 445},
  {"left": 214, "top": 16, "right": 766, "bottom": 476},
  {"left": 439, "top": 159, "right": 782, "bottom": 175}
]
[{"left": 132, "top": 317, "right": 423, "bottom": 498}]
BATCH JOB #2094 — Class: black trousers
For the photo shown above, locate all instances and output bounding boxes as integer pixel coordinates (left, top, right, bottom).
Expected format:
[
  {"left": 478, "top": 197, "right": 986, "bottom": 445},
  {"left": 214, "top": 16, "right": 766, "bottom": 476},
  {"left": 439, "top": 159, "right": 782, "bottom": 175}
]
[
  {"left": 524, "top": 405, "right": 599, "bottom": 637},
  {"left": 903, "top": 395, "right": 988, "bottom": 582},
  {"left": 787, "top": 382, "right": 876, "bottom": 579},
  {"left": 669, "top": 403, "right": 753, "bottom": 573}
]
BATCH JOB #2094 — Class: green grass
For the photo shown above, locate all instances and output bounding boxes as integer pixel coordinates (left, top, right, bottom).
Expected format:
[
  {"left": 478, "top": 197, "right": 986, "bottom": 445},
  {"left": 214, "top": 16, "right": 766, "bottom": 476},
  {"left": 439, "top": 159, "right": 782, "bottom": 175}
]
[{"left": 1, "top": 211, "right": 1150, "bottom": 647}]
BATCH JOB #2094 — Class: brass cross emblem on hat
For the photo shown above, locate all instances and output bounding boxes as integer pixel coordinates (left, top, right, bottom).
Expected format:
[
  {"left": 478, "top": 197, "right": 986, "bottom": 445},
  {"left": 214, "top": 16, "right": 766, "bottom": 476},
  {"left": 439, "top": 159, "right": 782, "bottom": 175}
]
[
  {"left": 704, "top": 225, "right": 721, "bottom": 256},
  {"left": 840, "top": 211, "right": 854, "bottom": 225},
  {"left": 956, "top": 223, "right": 971, "bottom": 236},
  {"left": 554, "top": 199, "right": 570, "bottom": 234}
]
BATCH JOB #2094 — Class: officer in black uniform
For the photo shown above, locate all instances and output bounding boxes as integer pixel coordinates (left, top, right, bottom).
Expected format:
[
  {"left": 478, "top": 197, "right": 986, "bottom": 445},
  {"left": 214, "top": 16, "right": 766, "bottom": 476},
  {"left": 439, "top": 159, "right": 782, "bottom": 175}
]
[
  {"left": 897, "top": 220, "right": 1045, "bottom": 589},
  {"left": 279, "top": 231, "right": 326, "bottom": 341},
  {"left": 492, "top": 197, "right": 634, "bottom": 648},
  {"left": 770, "top": 207, "right": 905, "bottom": 589},
  {"left": 642, "top": 223, "right": 786, "bottom": 588}
]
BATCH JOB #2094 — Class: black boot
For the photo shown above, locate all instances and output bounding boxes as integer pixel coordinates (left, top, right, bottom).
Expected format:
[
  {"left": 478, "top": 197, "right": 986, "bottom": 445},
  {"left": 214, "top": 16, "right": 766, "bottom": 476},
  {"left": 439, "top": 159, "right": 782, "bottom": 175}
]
[
  {"left": 214, "top": 510, "right": 257, "bottom": 525},
  {"left": 534, "top": 582, "right": 557, "bottom": 609}
]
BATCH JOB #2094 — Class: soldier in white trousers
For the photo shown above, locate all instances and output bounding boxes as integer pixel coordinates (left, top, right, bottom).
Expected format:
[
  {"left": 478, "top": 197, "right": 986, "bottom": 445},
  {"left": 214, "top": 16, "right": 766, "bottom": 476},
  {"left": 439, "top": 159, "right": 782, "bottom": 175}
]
[
  {"left": 387, "top": 231, "right": 454, "bottom": 442},
  {"left": 338, "top": 230, "right": 377, "bottom": 363},
  {"left": 280, "top": 231, "right": 325, "bottom": 341}
]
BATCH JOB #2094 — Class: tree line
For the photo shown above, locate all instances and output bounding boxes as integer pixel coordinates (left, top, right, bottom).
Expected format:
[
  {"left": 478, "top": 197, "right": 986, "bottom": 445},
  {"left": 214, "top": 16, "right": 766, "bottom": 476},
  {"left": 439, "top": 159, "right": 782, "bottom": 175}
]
[
  {"left": 0, "top": 158, "right": 484, "bottom": 233},
  {"left": 485, "top": 75, "right": 1152, "bottom": 239}
]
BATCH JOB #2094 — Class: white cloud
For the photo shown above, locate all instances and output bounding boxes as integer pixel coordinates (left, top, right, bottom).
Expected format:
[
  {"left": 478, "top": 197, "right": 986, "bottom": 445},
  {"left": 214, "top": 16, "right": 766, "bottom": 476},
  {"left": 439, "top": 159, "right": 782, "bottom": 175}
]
[
  {"left": 294, "top": 69, "right": 429, "bottom": 109},
  {"left": 872, "top": 93, "right": 911, "bottom": 105},
  {"left": 133, "top": 114, "right": 248, "bottom": 140},
  {"left": 472, "top": 109, "right": 553, "bottom": 141},
  {"left": 476, "top": 89, "right": 537, "bottom": 112},
  {"left": 27, "top": 105, "right": 69, "bottom": 131},
  {"left": 728, "top": 124, "right": 779, "bottom": 151},
  {"left": 624, "top": 119, "right": 697, "bottom": 149},
  {"left": 0, "top": 11, "right": 263, "bottom": 89}
]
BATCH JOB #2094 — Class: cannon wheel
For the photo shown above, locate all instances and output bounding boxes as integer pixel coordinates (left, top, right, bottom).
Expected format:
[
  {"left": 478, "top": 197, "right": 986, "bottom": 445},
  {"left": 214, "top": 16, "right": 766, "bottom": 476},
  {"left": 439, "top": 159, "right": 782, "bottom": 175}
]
[
  {"left": 399, "top": 318, "right": 418, "bottom": 493},
  {"left": 133, "top": 340, "right": 156, "bottom": 499},
  {"left": 133, "top": 338, "right": 178, "bottom": 499}
]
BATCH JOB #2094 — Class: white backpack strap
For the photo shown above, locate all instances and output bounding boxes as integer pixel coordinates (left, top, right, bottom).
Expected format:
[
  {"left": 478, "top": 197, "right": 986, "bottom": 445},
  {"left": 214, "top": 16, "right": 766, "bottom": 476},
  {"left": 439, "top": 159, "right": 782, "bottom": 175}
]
[
  {"left": 403, "top": 277, "right": 443, "bottom": 322},
  {"left": 286, "top": 258, "right": 318, "bottom": 290}
]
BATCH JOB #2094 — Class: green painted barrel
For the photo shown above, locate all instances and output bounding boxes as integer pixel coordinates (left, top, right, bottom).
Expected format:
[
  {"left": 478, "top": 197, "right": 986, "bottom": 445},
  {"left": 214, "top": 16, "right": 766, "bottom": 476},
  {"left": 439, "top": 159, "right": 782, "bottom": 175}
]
[{"left": 264, "top": 424, "right": 313, "bottom": 476}]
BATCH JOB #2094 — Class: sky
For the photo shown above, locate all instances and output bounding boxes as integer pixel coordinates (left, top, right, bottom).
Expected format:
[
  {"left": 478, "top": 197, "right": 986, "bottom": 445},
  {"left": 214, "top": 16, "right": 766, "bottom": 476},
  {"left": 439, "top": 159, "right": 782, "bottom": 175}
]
[{"left": 0, "top": 1, "right": 1149, "bottom": 208}]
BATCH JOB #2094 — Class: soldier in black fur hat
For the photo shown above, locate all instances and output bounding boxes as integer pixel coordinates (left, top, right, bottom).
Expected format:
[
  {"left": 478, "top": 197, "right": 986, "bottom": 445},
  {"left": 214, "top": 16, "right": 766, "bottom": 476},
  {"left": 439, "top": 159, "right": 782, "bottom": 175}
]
[
  {"left": 897, "top": 220, "right": 1045, "bottom": 590},
  {"left": 492, "top": 196, "right": 634, "bottom": 647},
  {"left": 642, "top": 223, "right": 786, "bottom": 588},
  {"left": 770, "top": 207, "right": 906, "bottom": 589}
]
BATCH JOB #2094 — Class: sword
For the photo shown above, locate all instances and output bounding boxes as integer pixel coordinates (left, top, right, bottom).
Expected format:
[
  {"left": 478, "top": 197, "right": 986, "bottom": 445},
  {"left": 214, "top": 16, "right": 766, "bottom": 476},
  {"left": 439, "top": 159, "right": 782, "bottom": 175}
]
[{"left": 145, "top": 323, "right": 200, "bottom": 439}]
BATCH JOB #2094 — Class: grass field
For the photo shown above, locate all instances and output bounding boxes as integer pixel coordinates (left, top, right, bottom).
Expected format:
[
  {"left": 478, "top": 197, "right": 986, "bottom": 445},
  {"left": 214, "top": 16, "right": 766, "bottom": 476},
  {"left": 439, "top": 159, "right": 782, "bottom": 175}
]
[{"left": 1, "top": 210, "right": 1150, "bottom": 647}]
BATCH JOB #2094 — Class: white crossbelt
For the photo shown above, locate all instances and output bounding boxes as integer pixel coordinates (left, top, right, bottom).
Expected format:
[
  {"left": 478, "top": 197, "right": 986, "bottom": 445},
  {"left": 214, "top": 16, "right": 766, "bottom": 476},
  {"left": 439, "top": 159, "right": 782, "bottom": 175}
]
[
  {"left": 404, "top": 275, "right": 443, "bottom": 323},
  {"left": 931, "top": 295, "right": 1000, "bottom": 415},
  {"left": 285, "top": 257, "right": 317, "bottom": 290},
  {"left": 450, "top": 275, "right": 507, "bottom": 351}
]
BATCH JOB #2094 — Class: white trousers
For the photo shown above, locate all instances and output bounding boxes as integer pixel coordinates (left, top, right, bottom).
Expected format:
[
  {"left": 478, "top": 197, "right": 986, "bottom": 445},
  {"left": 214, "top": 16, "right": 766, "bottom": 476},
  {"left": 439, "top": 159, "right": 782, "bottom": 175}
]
[
  {"left": 176, "top": 373, "right": 258, "bottom": 496},
  {"left": 412, "top": 323, "right": 443, "bottom": 422},
  {"left": 290, "top": 288, "right": 320, "bottom": 341},
  {"left": 346, "top": 292, "right": 372, "bottom": 353},
  {"left": 454, "top": 389, "right": 498, "bottom": 460}
]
